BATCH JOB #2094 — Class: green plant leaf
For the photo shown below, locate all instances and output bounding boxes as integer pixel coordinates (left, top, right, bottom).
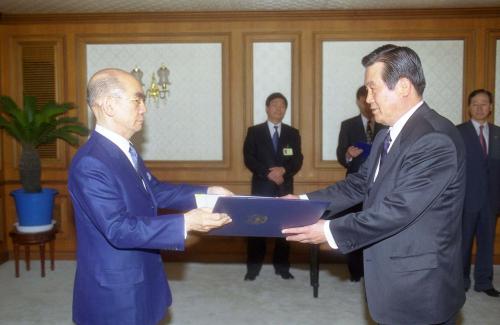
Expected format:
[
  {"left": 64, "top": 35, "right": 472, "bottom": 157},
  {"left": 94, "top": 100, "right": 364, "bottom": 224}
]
[{"left": 23, "top": 95, "right": 37, "bottom": 123}]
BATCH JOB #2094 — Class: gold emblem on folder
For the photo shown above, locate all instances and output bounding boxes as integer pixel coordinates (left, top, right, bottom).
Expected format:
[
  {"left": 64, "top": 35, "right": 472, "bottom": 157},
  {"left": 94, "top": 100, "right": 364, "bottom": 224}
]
[{"left": 247, "top": 215, "right": 268, "bottom": 225}]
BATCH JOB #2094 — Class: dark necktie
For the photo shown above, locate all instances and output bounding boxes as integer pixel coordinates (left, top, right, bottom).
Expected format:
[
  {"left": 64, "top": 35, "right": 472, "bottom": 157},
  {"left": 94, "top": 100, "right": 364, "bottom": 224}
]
[
  {"left": 479, "top": 125, "right": 487, "bottom": 157},
  {"left": 129, "top": 143, "right": 139, "bottom": 171},
  {"left": 379, "top": 130, "right": 392, "bottom": 167},
  {"left": 272, "top": 125, "right": 279, "bottom": 152},
  {"left": 366, "top": 122, "right": 374, "bottom": 144}
]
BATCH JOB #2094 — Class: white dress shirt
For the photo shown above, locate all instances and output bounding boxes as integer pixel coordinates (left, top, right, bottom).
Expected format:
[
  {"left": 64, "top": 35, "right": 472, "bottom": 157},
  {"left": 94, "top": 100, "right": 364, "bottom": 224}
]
[
  {"left": 470, "top": 118, "right": 489, "bottom": 152},
  {"left": 267, "top": 120, "right": 282, "bottom": 136}
]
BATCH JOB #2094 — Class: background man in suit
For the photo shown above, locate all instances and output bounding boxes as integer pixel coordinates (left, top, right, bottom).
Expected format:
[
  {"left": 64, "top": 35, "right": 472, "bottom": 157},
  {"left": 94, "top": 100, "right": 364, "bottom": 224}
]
[
  {"left": 68, "top": 68, "right": 232, "bottom": 325},
  {"left": 458, "top": 89, "right": 500, "bottom": 297},
  {"left": 335, "top": 85, "right": 384, "bottom": 281},
  {"left": 243, "top": 92, "right": 303, "bottom": 281},
  {"left": 283, "top": 44, "right": 466, "bottom": 324}
]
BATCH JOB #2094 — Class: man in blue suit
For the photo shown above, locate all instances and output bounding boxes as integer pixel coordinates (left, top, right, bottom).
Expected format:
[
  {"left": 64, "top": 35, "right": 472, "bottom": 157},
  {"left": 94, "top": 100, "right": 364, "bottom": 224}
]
[
  {"left": 68, "top": 68, "right": 232, "bottom": 325},
  {"left": 458, "top": 89, "right": 500, "bottom": 297},
  {"left": 283, "top": 45, "right": 465, "bottom": 324}
]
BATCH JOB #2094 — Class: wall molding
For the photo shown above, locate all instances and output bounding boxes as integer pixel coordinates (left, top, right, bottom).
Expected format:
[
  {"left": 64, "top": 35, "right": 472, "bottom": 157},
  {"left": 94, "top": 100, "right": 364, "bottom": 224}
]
[{"left": 3, "top": 8, "right": 500, "bottom": 24}]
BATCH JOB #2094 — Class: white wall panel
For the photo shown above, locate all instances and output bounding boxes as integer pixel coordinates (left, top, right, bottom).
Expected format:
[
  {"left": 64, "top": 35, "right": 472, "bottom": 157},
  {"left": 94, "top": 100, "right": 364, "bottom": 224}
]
[
  {"left": 322, "top": 40, "right": 464, "bottom": 160},
  {"left": 253, "top": 42, "right": 292, "bottom": 125},
  {"left": 87, "top": 43, "right": 222, "bottom": 161}
]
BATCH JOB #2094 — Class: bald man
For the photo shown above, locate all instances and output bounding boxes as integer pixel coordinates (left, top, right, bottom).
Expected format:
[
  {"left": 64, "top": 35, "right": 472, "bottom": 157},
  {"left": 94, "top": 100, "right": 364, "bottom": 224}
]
[{"left": 68, "top": 68, "right": 232, "bottom": 325}]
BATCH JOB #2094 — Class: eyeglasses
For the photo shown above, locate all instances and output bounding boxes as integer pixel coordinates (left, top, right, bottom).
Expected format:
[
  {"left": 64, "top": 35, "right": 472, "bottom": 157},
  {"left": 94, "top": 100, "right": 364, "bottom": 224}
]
[
  {"left": 128, "top": 97, "right": 146, "bottom": 106},
  {"left": 109, "top": 94, "right": 146, "bottom": 107}
]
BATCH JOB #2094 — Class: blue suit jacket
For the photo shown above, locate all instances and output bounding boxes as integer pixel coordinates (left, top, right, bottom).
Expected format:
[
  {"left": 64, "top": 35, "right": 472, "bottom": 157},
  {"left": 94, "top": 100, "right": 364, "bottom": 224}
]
[
  {"left": 68, "top": 131, "right": 206, "bottom": 325},
  {"left": 309, "top": 103, "right": 466, "bottom": 324},
  {"left": 457, "top": 121, "right": 500, "bottom": 214}
]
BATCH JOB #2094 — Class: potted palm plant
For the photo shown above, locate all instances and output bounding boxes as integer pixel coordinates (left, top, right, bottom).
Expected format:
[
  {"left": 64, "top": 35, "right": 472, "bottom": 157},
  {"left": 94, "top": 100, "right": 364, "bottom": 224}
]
[{"left": 0, "top": 95, "right": 89, "bottom": 231}]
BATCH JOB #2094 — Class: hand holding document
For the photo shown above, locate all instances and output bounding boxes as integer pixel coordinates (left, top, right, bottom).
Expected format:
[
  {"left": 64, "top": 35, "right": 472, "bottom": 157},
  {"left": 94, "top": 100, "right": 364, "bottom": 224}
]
[
  {"left": 281, "top": 220, "right": 328, "bottom": 244},
  {"left": 195, "top": 194, "right": 329, "bottom": 237},
  {"left": 184, "top": 207, "right": 232, "bottom": 233}
]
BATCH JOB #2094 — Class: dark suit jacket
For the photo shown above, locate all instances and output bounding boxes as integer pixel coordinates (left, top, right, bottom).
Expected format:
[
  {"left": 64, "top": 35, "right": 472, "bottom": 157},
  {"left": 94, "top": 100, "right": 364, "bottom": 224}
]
[
  {"left": 336, "top": 114, "right": 385, "bottom": 174},
  {"left": 457, "top": 121, "right": 500, "bottom": 214},
  {"left": 308, "top": 103, "right": 466, "bottom": 324},
  {"left": 243, "top": 122, "right": 303, "bottom": 196},
  {"left": 68, "top": 131, "right": 206, "bottom": 325}
]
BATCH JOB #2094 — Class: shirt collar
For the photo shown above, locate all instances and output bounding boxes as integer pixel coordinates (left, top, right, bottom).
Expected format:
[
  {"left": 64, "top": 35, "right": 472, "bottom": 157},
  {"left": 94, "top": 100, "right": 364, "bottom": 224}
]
[
  {"left": 470, "top": 119, "right": 489, "bottom": 133},
  {"left": 360, "top": 114, "right": 369, "bottom": 128},
  {"left": 95, "top": 124, "right": 131, "bottom": 155},
  {"left": 387, "top": 100, "right": 424, "bottom": 151},
  {"left": 267, "top": 120, "right": 281, "bottom": 134}
]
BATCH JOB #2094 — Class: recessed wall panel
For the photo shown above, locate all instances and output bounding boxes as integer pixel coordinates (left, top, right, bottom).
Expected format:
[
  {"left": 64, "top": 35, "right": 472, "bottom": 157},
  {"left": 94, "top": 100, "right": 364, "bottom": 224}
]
[
  {"left": 322, "top": 40, "right": 464, "bottom": 160},
  {"left": 253, "top": 42, "right": 292, "bottom": 125},
  {"left": 87, "top": 43, "right": 222, "bottom": 161}
]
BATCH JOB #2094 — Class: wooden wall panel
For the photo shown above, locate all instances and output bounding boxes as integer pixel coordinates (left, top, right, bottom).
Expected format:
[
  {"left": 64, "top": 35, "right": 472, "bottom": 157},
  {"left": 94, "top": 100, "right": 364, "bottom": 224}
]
[{"left": 1, "top": 8, "right": 500, "bottom": 263}]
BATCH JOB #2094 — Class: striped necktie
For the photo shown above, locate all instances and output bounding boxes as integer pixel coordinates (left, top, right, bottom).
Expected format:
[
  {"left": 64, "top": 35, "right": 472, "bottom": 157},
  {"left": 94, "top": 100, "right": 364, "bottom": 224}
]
[
  {"left": 379, "top": 130, "right": 392, "bottom": 167},
  {"left": 366, "top": 122, "right": 374, "bottom": 144},
  {"left": 129, "top": 143, "right": 139, "bottom": 171},
  {"left": 272, "top": 125, "right": 279, "bottom": 152},
  {"left": 479, "top": 125, "right": 487, "bottom": 158}
]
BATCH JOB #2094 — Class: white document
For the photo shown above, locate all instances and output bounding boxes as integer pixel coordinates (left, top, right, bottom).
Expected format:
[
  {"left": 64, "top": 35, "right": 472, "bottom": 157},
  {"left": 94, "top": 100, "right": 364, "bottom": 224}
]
[
  {"left": 195, "top": 194, "right": 254, "bottom": 208},
  {"left": 195, "top": 194, "right": 222, "bottom": 208}
]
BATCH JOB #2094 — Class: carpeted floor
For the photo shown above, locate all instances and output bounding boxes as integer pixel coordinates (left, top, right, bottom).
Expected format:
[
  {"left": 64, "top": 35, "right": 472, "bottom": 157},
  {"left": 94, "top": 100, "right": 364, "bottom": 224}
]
[{"left": 0, "top": 261, "right": 499, "bottom": 324}]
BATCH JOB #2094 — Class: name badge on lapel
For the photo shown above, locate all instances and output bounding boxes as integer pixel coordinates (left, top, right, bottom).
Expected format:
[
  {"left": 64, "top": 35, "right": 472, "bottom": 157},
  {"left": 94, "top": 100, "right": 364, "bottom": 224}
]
[{"left": 283, "top": 147, "right": 294, "bottom": 156}]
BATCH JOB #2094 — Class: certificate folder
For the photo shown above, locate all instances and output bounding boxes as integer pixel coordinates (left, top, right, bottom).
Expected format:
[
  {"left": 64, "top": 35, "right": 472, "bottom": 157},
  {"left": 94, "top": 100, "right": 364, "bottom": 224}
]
[
  {"left": 209, "top": 197, "right": 330, "bottom": 237},
  {"left": 354, "top": 141, "right": 372, "bottom": 158}
]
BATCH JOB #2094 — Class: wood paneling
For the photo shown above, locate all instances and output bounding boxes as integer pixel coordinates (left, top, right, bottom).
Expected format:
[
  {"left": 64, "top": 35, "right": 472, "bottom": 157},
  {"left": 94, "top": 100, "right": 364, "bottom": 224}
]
[{"left": 1, "top": 8, "right": 500, "bottom": 263}]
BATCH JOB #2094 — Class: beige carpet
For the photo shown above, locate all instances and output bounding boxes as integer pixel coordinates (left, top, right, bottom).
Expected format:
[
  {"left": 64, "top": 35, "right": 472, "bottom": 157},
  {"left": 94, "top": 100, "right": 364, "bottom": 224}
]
[{"left": 0, "top": 260, "right": 499, "bottom": 324}]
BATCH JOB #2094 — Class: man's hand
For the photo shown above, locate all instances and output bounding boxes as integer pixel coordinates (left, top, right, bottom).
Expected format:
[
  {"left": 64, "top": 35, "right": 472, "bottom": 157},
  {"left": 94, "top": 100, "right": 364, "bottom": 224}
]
[
  {"left": 184, "top": 207, "right": 232, "bottom": 232},
  {"left": 267, "top": 167, "right": 285, "bottom": 185},
  {"left": 282, "top": 220, "right": 327, "bottom": 244},
  {"left": 346, "top": 146, "right": 363, "bottom": 159},
  {"left": 207, "top": 186, "right": 234, "bottom": 196}
]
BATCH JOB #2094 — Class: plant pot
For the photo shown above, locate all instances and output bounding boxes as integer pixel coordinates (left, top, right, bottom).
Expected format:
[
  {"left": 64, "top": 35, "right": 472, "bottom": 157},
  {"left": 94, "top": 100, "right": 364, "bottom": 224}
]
[{"left": 10, "top": 188, "right": 58, "bottom": 227}]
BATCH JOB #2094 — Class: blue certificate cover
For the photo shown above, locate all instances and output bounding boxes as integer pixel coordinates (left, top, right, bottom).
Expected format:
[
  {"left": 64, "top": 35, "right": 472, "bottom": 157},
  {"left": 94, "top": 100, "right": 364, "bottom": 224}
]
[
  {"left": 354, "top": 141, "right": 372, "bottom": 158},
  {"left": 209, "top": 197, "right": 330, "bottom": 237}
]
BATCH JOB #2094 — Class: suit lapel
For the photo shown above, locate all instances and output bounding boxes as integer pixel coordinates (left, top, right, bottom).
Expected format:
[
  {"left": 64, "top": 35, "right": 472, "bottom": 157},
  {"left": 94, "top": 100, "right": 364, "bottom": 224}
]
[
  {"left": 366, "top": 131, "right": 386, "bottom": 185},
  {"left": 355, "top": 116, "right": 366, "bottom": 141},
  {"left": 373, "top": 134, "right": 401, "bottom": 184},
  {"left": 369, "top": 104, "right": 429, "bottom": 190},
  {"left": 278, "top": 124, "right": 290, "bottom": 153},
  {"left": 488, "top": 123, "right": 500, "bottom": 159},
  {"left": 136, "top": 161, "right": 158, "bottom": 206},
  {"left": 260, "top": 123, "right": 276, "bottom": 154},
  {"left": 94, "top": 132, "right": 153, "bottom": 200}
]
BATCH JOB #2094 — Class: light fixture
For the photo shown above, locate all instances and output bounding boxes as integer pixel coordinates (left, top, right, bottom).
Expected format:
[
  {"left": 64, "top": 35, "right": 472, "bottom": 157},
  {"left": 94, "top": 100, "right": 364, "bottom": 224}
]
[{"left": 130, "top": 65, "right": 171, "bottom": 105}]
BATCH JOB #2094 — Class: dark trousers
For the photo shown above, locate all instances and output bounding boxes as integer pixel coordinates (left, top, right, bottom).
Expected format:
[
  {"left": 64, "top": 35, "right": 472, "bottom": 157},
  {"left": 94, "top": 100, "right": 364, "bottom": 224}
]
[
  {"left": 246, "top": 237, "right": 290, "bottom": 275},
  {"left": 334, "top": 203, "right": 364, "bottom": 279},
  {"left": 462, "top": 203, "right": 497, "bottom": 291}
]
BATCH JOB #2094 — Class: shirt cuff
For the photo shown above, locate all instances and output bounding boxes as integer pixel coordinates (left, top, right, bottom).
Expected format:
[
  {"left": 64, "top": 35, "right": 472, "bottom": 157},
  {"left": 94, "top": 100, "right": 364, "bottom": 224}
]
[
  {"left": 299, "top": 194, "right": 309, "bottom": 200},
  {"left": 323, "top": 220, "right": 338, "bottom": 249}
]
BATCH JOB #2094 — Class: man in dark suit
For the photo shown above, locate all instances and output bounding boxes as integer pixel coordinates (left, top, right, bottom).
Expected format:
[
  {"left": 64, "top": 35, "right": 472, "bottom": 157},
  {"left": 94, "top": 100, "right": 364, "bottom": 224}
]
[
  {"left": 68, "top": 68, "right": 232, "bottom": 325},
  {"left": 243, "top": 92, "right": 303, "bottom": 281},
  {"left": 458, "top": 89, "right": 500, "bottom": 298},
  {"left": 336, "top": 85, "right": 384, "bottom": 281},
  {"left": 283, "top": 45, "right": 465, "bottom": 324}
]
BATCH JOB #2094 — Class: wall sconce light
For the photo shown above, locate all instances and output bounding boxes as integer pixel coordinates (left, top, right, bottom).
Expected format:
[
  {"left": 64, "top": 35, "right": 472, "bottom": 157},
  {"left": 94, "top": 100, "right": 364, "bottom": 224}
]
[{"left": 130, "top": 65, "right": 171, "bottom": 104}]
